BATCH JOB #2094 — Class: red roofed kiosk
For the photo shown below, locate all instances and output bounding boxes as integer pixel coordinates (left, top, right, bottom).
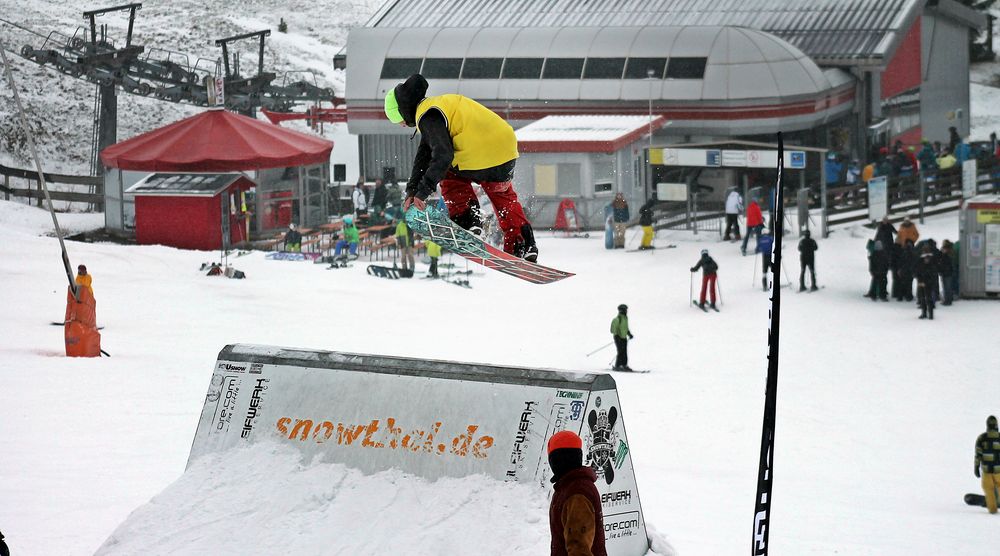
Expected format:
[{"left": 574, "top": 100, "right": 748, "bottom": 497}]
[
  {"left": 101, "top": 109, "right": 333, "bottom": 237},
  {"left": 127, "top": 173, "right": 255, "bottom": 251},
  {"left": 515, "top": 115, "right": 666, "bottom": 229}
]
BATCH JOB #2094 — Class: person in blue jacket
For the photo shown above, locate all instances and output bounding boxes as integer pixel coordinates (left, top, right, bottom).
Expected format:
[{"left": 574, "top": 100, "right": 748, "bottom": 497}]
[{"left": 757, "top": 229, "right": 774, "bottom": 291}]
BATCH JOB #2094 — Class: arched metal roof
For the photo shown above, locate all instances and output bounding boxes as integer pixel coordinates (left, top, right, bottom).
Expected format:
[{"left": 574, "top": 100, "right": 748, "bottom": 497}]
[{"left": 345, "top": 25, "right": 850, "bottom": 103}]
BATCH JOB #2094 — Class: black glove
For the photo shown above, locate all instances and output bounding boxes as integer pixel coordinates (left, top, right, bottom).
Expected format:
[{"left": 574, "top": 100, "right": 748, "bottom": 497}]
[
  {"left": 689, "top": 267, "right": 696, "bottom": 272},
  {"left": 415, "top": 177, "right": 437, "bottom": 201},
  {"left": 628, "top": 333, "right": 634, "bottom": 339},
  {"left": 975, "top": 466, "right": 981, "bottom": 478}
]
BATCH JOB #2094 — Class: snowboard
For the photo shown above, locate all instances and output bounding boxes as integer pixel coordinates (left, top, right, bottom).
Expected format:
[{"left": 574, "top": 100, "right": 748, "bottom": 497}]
[
  {"left": 265, "top": 252, "right": 322, "bottom": 262},
  {"left": 405, "top": 206, "right": 573, "bottom": 285},
  {"left": 964, "top": 493, "right": 987, "bottom": 507}
]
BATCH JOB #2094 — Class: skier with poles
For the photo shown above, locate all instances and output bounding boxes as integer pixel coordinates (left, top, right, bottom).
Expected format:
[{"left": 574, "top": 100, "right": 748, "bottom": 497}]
[
  {"left": 690, "top": 249, "right": 720, "bottom": 311},
  {"left": 798, "top": 230, "right": 819, "bottom": 292},
  {"left": 384, "top": 74, "right": 539, "bottom": 261},
  {"left": 610, "top": 304, "right": 634, "bottom": 372},
  {"left": 757, "top": 229, "right": 774, "bottom": 291}
]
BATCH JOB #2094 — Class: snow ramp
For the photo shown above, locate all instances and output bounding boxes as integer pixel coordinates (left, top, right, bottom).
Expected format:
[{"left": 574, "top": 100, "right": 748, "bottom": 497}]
[{"left": 102, "top": 344, "right": 650, "bottom": 554}]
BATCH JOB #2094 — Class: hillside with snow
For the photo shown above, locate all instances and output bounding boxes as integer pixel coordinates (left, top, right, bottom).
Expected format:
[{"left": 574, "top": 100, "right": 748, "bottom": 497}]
[
  {"left": 0, "top": 0, "right": 380, "bottom": 175},
  {"left": 0, "top": 197, "right": 997, "bottom": 555}
]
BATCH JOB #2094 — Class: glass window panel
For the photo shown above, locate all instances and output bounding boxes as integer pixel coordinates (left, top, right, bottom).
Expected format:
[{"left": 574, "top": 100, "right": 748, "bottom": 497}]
[
  {"left": 462, "top": 58, "right": 503, "bottom": 78},
  {"left": 666, "top": 57, "right": 708, "bottom": 79},
  {"left": 380, "top": 58, "right": 424, "bottom": 79},
  {"left": 584, "top": 58, "right": 626, "bottom": 79},
  {"left": 557, "top": 163, "right": 582, "bottom": 196},
  {"left": 625, "top": 57, "right": 667, "bottom": 79},
  {"left": 502, "top": 58, "right": 544, "bottom": 78},
  {"left": 422, "top": 58, "right": 463, "bottom": 79},
  {"left": 543, "top": 58, "right": 584, "bottom": 79}
]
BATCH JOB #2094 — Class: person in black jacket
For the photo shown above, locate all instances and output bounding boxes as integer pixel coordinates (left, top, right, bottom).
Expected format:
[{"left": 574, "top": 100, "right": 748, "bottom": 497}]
[
  {"left": 866, "top": 239, "right": 889, "bottom": 301},
  {"left": 690, "top": 250, "right": 719, "bottom": 310},
  {"left": 371, "top": 178, "right": 388, "bottom": 221},
  {"left": 798, "top": 230, "right": 818, "bottom": 291},
  {"left": 874, "top": 216, "right": 896, "bottom": 249},
  {"left": 638, "top": 197, "right": 656, "bottom": 250},
  {"left": 284, "top": 223, "right": 303, "bottom": 252},
  {"left": 938, "top": 239, "right": 956, "bottom": 305},
  {"left": 915, "top": 245, "right": 938, "bottom": 319},
  {"left": 895, "top": 240, "right": 916, "bottom": 302}
]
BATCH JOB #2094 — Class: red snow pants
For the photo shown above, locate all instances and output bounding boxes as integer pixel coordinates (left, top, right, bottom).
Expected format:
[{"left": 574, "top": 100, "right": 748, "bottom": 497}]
[
  {"left": 700, "top": 273, "right": 718, "bottom": 305},
  {"left": 439, "top": 171, "right": 530, "bottom": 254}
]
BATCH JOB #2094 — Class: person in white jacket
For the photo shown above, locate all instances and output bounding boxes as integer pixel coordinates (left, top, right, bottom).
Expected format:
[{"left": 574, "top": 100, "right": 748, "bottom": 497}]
[
  {"left": 352, "top": 181, "right": 368, "bottom": 218},
  {"left": 724, "top": 188, "right": 743, "bottom": 241}
]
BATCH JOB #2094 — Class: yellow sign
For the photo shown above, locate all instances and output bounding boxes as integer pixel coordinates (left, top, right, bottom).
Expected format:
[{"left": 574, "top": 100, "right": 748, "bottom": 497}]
[{"left": 977, "top": 209, "right": 1000, "bottom": 224}]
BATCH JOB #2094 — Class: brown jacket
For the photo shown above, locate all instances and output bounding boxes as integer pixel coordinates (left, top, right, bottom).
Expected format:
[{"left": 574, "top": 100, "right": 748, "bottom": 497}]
[
  {"left": 896, "top": 221, "right": 919, "bottom": 245},
  {"left": 549, "top": 467, "right": 606, "bottom": 556}
]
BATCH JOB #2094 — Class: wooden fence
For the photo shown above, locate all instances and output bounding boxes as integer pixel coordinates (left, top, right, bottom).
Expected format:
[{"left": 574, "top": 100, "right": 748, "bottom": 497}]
[{"left": 0, "top": 163, "right": 103, "bottom": 210}]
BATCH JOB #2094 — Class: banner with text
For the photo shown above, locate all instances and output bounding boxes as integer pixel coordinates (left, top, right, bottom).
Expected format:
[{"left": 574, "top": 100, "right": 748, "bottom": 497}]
[{"left": 189, "top": 345, "right": 648, "bottom": 556}]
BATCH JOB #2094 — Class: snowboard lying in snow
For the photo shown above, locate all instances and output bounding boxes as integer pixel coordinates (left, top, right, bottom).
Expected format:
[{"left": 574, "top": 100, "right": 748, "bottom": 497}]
[
  {"left": 405, "top": 206, "right": 573, "bottom": 285},
  {"left": 964, "top": 493, "right": 987, "bottom": 507}
]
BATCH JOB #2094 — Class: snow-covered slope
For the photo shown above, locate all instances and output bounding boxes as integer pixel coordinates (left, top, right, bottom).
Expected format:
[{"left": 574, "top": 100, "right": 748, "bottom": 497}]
[
  {"left": 0, "top": 198, "right": 995, "bottom": 555},
  {"left": 0, "top": 0, "right": 381, "bottom": 174}
]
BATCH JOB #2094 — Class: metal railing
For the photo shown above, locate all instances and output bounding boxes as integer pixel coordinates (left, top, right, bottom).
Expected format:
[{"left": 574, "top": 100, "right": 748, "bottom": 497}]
[{"left": 0, "top": 163, "right": 103, "bottom": 210}]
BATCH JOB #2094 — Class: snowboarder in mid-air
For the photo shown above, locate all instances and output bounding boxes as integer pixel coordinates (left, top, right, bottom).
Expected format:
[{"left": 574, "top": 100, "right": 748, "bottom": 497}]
[
  {"left": 975, "top": 415, "right": 1000, "bottom": 514},
  {"left": 691, "top": 249, "right": 719, "bottom": 311},
  {"left": 385, "top": 74, "right": 538, "bottom": 262},
  {"left": 610, "top": 304, "right": 634, "bottom": 372}
]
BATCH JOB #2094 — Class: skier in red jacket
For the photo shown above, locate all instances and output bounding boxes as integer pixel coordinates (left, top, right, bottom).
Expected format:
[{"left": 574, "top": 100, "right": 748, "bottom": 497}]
[{"left": 742, "top": 197, "right": 764, "bottom": 256}]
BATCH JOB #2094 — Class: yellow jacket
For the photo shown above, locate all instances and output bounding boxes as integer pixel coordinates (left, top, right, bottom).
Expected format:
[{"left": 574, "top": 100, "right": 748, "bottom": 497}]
[
  {"left": 426, "top": 240, "right": 442, "bottom": 258},
  {"left": 75, "top": 274, "right": 93, "bottom": 293},
  {"left": 416, "top": 94, "right": 518, "bottom": 171}
]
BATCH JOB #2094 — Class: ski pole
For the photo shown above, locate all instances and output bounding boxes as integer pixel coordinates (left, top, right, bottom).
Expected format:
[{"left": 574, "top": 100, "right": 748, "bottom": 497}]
[
  {"left": 752, "top": 253, "right": 759, "bottom": 287},
  {"left": 717, "top": 277, "right": 724, "bottom": 306},
  {"left": 689, "top": 271, "right": 693, "bottom": 306},
  {"left": 586, "top": 341, "right": 615, "bottom": 357}
]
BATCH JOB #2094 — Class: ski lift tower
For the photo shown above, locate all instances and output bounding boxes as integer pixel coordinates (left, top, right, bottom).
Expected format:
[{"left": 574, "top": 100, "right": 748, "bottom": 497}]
[
  {"left": 215, "top": 30, "right": 273, "bottom": 117},
  {"left": 80, "top": 3, "right": 144, "bottom": 177}
]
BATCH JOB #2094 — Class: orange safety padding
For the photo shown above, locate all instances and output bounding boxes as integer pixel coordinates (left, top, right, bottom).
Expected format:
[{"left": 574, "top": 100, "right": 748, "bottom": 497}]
[{"left": 65, "top": 286, "right": 101, "bottom": 357}]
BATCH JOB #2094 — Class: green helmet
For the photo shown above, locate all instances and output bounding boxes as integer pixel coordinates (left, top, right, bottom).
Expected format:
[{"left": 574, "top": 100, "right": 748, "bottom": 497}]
[{"left": 384, "top": 88, "right": 404, "bottom": 124}]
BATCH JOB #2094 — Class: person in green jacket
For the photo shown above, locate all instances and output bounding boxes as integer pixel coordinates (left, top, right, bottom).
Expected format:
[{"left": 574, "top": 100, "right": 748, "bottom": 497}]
[
  {"left": 396, "top": 218, "right": 415, "bottom": 274},
  {"left": 334, "top": 215, "right": 359, "bottom": 257},
  {"left": 426, "top": 240, "right": 442, "bottom": 278},
  {"left": 610, "top": 304, "right": 634, "bottom": 371}
]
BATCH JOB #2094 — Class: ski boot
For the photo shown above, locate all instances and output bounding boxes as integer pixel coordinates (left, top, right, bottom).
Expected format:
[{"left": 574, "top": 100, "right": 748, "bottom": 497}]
[
  {"left": 810, "top": 285, "right": 818, "bottom": 292},
  {"left": 513, "top": 224, "right": 539, "bottom": 263},
  {"left": 799, "top": 284, "right": 806, "bottom": 292},
  {"left": 762, "top": 276, "right": 768, "bottom": 291},
  {"left": 452, "top": 206, "right": 484, "bottom": 238}
]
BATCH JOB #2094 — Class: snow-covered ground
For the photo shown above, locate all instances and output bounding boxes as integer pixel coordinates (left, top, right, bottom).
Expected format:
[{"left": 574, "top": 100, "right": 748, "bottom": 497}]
[{"left": 0, "top": 198, "right": 996, "bottom": 556}]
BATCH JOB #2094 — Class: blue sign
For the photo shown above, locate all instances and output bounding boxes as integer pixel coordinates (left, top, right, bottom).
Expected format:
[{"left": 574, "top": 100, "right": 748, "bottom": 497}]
[
  {"left": 706, "top": 150, "right": 721, "bottom": 167},
  {"left": 788, "top": 151, "right": 806, "bottom": 169}
]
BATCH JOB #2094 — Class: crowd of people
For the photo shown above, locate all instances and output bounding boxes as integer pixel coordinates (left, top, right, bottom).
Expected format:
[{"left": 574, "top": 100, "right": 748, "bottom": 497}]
[
  {"left": 865, "top": 215, "right": 959, "bottom": 320},
  {"left": 824, "top": 126, "right": 997, "bottom": 190}
]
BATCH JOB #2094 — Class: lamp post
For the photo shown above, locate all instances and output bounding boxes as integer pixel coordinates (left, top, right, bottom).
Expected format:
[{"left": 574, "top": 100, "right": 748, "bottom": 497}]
[{"left": 647, "top": 68, "right": 656, "bottom": 150}]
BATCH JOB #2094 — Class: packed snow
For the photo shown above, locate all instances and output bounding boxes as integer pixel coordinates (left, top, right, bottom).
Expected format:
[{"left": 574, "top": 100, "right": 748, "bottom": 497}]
[{"left": 0, "top": 197, "right": 996, "bottom": 555}]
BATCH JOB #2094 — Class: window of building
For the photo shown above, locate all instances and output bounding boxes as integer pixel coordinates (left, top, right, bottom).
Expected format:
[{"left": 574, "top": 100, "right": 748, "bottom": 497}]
[
  {"left": 583, "top": 58, "right": 626, "bottom": 79},
  {"left": 502, "top": 58, "right": 544, "bottom": 79},
  {"left": 666, "top": 57, "right": 707, "bottom": 79},
  {"left": 557, "top": 163, "right": 582, "bottom": 196},
  {"left": 624, "top": 58, "right": 667, "bottom": 79},
  {"left": 461, "top": 58, "right": 503, "bottom": 79},
  {"left": 380, "top": 58, "right": 423, "bottom": 79},
  {"left": 542, "top": 58, "right": 584, "bottom": 79},
  {"left": 422, "top": 58, "right": 463, "bottom": 79}
]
